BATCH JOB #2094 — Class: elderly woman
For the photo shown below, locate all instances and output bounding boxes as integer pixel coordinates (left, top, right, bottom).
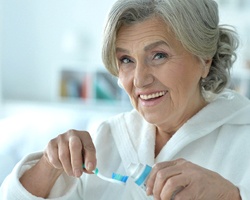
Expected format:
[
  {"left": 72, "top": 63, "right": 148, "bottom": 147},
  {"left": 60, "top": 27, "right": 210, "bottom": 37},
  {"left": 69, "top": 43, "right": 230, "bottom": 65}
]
[{"left": 1, "top": 0, "right": 250, "bottom": 199}]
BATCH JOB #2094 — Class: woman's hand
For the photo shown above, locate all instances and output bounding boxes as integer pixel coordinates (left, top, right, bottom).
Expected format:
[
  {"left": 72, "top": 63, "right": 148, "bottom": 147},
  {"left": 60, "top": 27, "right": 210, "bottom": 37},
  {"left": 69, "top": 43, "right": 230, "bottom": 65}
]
[
  {"left": 20, "top": 129, "right": 96, "bottom": 197},
  {"left": 43, "top": 129, "right": 97, "bottom": 177},
  {"left": 146, "top": 158, "right": 241, "bottom": 200}
]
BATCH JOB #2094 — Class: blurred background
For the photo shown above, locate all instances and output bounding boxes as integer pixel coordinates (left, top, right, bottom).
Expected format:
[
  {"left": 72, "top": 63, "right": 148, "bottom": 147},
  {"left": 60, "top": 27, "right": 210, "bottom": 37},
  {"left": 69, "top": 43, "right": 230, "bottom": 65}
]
[{"left": 0, "top": 0, "right": 250, "bottom": 184}]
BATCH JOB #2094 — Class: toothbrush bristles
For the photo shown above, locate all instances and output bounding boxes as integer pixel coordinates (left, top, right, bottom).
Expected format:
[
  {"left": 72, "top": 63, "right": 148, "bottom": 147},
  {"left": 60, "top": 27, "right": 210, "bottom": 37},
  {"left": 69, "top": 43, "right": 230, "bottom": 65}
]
[
  {"left": 83, "top": 163, "right": 128, "bottom": 184},
  {"left": 112, "top": 173, "right": 129, "bottom": 183}
]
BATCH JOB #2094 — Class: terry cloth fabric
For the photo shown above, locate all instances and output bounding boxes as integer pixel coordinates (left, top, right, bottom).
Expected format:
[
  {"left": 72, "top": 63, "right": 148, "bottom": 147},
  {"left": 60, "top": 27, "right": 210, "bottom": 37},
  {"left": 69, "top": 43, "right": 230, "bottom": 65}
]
[{"left": 1, "top": 89, "right": 250, "bottom": 200}]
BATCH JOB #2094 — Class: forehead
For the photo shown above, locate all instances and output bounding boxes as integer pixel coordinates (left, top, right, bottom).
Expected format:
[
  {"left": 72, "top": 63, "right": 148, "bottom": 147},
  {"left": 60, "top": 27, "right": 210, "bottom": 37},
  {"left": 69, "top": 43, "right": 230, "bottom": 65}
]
[{"left": 116, "top": 17, "right": 177, "bottom": 48}]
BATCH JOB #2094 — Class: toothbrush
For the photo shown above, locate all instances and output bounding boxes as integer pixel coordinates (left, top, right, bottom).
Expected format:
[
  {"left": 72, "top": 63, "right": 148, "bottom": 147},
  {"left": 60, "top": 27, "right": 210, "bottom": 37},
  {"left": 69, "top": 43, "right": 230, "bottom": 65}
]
[{"left": 82, "top": 164, "right": 128, "bottom": 185}]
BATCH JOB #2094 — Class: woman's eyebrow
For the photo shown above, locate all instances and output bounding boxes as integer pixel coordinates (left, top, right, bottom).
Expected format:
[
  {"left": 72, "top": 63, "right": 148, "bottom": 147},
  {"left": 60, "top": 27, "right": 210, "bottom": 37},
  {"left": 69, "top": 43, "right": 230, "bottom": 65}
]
[
  {"left": 116, "top": 47, "right": 129, "bottom": 54},
  {"left": 116, "top": 40, "right": 169, "bottom": 54},
  {"left": 144, "top": 40, "right": 169, "bottom": 51}
]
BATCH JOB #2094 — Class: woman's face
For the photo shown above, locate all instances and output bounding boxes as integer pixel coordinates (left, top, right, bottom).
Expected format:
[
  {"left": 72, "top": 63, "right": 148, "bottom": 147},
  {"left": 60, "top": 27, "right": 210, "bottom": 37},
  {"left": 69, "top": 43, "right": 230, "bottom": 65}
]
[{"left": 116, "top": 17, "right": 210, "bottom": 133}]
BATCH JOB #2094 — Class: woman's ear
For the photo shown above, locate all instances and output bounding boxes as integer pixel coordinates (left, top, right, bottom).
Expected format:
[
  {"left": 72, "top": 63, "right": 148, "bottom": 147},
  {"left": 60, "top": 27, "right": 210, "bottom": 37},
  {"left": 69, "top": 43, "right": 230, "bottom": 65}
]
[{"left": 202, "top": 59, "right": 212, "bottom": 78}]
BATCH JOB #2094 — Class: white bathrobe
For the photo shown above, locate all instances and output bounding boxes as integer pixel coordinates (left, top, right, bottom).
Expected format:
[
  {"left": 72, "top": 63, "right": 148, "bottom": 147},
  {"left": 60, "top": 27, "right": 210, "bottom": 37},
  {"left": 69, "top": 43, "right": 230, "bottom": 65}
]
[{"left": 1, "top": 89, "right": 250, "bottom": 200}]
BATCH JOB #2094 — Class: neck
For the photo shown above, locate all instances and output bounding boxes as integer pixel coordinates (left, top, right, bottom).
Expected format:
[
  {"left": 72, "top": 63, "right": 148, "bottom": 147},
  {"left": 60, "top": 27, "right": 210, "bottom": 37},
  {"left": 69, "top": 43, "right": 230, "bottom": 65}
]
[
  {"left": 155, "top": 128, "right": 174, "bottom": 157},
  {"left": 154, "top": 96, "right": 208, "bottom": 157}
]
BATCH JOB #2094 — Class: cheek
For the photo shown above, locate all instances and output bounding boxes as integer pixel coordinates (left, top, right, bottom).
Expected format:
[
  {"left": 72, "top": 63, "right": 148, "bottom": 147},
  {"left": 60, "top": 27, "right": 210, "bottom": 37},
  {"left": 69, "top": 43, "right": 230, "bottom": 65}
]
[
  {"left": 118, "top": 73, "right": 134, "bottom": 96},
  {"left": 167, "top": 70, "right": 202, "bottom": 106},
  {"left": 162, "top": 65, "right": 199, "bottom": 89}
]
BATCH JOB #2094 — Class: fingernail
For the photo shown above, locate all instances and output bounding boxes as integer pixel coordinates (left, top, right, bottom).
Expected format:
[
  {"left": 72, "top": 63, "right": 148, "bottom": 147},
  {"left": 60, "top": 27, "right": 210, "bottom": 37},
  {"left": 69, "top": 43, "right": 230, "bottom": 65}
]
[
  {"left": 74, "top": 169, "right": 82, "bottom": 177},
  {"left": 87, "top": 162, "right": 94, "bottom": 171}
]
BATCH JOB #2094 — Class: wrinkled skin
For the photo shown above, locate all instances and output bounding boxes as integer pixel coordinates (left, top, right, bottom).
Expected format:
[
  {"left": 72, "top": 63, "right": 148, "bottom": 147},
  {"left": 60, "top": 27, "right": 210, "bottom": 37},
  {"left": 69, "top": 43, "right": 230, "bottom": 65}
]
[
  {"left": 36, "top": 129, "right": 241, "bottom": 200},
  {"left": 20, "top": 16, "right": 241, "bottom": 200},
  {"left": 20, "top": 129, "right": 96, "bottom": 198},
  {"left": 43, "top": 129, "right": 96, "bottom": 177},
  {"left": 146, "top": 158, "right": 241, "bottom": 200}
]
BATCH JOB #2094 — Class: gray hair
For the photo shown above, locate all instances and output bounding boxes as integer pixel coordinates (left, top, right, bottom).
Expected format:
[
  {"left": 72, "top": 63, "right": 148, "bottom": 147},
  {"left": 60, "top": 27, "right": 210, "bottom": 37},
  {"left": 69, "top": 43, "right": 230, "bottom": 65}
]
[{"left": 102, "top": 0, "right": 239, "bottom": 94}]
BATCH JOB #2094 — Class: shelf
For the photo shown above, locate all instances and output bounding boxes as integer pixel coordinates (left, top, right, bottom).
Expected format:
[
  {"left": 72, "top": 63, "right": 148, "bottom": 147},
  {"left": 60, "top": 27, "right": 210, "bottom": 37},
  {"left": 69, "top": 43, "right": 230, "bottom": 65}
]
[{"left": 57, "top": 63, "right": 130, "bottom": 105}]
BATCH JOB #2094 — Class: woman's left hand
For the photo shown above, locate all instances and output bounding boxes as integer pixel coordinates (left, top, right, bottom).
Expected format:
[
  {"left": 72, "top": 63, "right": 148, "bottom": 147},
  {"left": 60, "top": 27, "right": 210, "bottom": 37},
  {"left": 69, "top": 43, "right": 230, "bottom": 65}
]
[{"left": 146, "top": 158, "right": 241, "bottom": 200}]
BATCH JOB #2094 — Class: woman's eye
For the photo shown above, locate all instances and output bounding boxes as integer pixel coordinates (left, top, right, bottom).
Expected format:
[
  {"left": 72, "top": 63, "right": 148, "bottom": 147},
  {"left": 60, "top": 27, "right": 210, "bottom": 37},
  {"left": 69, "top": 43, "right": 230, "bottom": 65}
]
[
  {"left": 154, "top": 52, "right": 167, "bottom": 60},
  {"left": 120, "top": 57, "right": 132, "bottom": 64}
]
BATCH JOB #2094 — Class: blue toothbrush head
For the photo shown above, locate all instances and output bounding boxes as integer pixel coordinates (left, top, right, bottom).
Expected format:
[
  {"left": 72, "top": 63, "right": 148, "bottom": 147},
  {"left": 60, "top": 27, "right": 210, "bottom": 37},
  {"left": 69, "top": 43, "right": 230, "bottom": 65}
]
[
  {"left": 112, "top": 173, "right": 129, "bottom": 183},
  {"left": 83, "top": 163, "right": 128, "bottom": 185}
]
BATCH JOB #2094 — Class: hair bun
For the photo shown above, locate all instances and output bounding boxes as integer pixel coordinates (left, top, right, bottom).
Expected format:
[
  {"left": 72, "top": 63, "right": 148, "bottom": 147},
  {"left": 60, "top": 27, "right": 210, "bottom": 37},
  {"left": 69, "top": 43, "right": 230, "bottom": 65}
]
[{"left": 202, "top": 26, "right": 239, "bottom": 93}]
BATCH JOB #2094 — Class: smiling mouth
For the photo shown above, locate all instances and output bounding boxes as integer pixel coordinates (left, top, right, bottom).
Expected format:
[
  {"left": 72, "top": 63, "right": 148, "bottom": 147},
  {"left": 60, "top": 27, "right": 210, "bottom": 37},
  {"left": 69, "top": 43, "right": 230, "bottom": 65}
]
[{"left": 139, "top": 91, "right": 167, "bottom": 100}]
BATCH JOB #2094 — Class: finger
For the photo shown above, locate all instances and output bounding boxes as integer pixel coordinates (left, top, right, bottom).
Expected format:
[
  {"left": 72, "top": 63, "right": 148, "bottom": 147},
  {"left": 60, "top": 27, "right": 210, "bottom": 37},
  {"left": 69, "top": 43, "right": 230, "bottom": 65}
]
[
  {"left": 45, "top": 138, "right": 63, "bottom": 169},
  {"left": 160, "top": 175, "right": 187, "bottom": 200},
  {"left": 69, "top": 135, "right": 84, "bottom": 177},
  {"left": 172, "top": 185, "right": 193, "bottom": 200},
  {"left": 58, "top": 141, "right": 73, "bottom": 176},
  {"left": 146, "top": 160, "right": 179, "bottom": 195},
  {"left": 170, "top": 186, "right": 185, "bottom": 200},
  {"left": 81, "top": 132, "right": 96, "bottom": 172},
  {"left": 152, "top": 169, "right": 182, "bottom": 199}
]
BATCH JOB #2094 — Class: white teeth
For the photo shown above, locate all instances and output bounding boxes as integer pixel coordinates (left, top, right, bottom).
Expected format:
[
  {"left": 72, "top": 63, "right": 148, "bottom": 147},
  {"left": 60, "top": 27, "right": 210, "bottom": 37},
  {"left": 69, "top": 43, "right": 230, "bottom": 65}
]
[{"left": 140, "top": 91, "right": 166, "bottom": 100}]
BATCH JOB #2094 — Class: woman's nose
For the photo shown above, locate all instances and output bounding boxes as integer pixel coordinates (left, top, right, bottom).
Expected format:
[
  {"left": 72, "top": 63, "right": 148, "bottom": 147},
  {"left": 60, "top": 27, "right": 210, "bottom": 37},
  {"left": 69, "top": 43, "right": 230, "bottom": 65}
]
[{"left": 133, "top": 63, "right": 154, "bottom": 88}]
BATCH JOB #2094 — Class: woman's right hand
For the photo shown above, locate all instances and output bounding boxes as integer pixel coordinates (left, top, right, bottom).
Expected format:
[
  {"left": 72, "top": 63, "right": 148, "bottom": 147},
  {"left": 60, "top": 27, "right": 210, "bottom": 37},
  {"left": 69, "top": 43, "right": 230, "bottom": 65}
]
[
  {"left": 19, "top": 129, "right": 96, "bottom": 198},
  {"left": 43, "top": 129, "right": 97, "bottom": 178}
]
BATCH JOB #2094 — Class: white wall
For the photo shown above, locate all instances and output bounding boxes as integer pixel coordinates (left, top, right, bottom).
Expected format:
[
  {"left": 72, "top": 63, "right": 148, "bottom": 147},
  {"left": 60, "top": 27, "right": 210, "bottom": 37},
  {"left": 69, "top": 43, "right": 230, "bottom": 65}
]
[
  {"left": 1, "top": 0, "right": 250, "bottom": 102},
  {"left": 1, "top": 0, "right": 116, "bottom": 101},
  {"left": 218, "top": 2, "right": 250, "bottom": 68},
  {"left": 0, "top": 0, "right": 2, "bottom": 105}
]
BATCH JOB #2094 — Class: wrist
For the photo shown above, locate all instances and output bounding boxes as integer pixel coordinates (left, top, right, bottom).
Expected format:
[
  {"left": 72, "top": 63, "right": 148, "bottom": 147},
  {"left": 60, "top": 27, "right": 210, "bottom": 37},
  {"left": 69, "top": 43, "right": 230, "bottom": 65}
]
[
  {"left": 40, "top": 154, "right": 64, "bottom": 177},
  {"left": 19, "top": 155, "right": 63, "bottom": 198}
]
